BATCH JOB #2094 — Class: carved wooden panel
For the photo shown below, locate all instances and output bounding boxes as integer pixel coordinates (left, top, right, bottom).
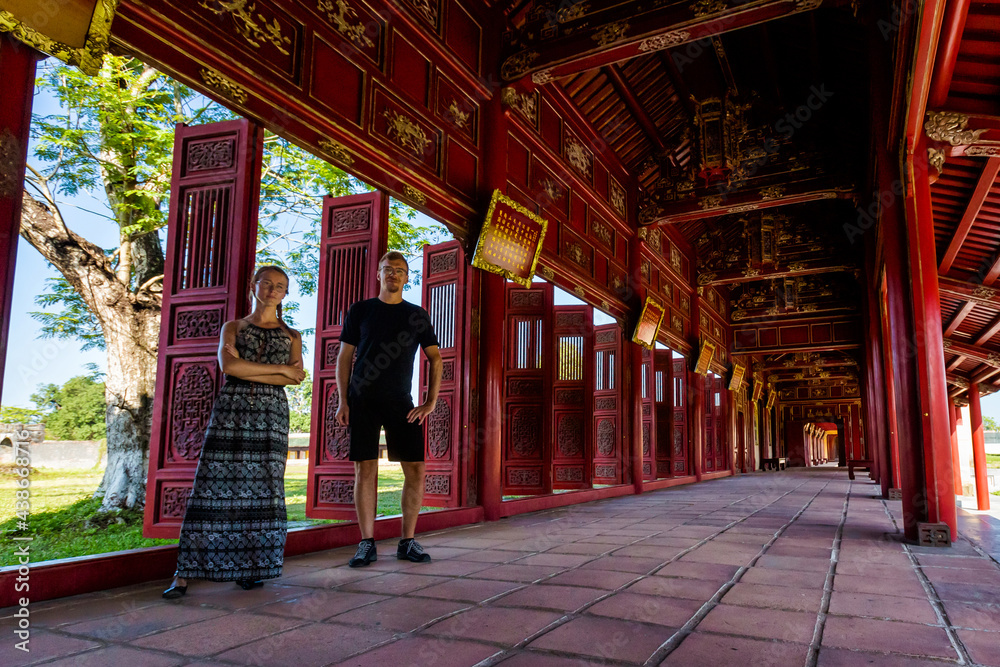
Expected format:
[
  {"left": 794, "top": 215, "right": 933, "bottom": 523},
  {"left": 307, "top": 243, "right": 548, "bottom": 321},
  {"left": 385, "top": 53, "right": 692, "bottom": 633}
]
[
  {"left": 307, "top": 191, "right": 388, "bottom": 519},
  {"left": 145, "top": 119, "right": 262, "bottom": 539}
]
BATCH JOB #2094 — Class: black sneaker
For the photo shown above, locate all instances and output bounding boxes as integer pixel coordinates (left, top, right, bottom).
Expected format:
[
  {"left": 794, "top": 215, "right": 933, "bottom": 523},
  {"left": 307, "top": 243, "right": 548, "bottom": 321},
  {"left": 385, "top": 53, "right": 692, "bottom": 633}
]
[
  {"left": 348, "top": 539, "right": 377, "bottom": 567},
  {"left": 397, "top": 538, "right": 431, "bottom": 562}
]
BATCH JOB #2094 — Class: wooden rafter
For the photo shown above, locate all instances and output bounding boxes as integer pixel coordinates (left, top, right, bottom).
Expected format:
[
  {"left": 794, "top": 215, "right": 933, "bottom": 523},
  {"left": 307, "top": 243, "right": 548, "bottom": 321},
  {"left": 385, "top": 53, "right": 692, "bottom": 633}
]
[
  {"left": 604, "top": 64, "right": 667, "bottom": 154},
  {"left": 937, "top": 275, "right": 1000, "bottom": 307},
  {"left": 938, "top": 157, "right": 1000, "bottom": 274}
]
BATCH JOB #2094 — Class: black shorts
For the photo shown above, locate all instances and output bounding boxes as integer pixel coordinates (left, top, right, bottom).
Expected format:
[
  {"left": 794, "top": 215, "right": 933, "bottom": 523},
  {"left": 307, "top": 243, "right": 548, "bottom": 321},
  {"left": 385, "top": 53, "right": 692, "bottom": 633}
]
[{"left": 348, "top": 394, "right": 425, "bottom": 462}]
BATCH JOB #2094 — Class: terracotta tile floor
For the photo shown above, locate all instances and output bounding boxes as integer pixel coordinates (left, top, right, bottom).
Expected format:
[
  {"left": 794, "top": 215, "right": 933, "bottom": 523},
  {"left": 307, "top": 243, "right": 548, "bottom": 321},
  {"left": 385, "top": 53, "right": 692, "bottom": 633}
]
[{"left": 5, "top": 467, "right": 1000, "bottom": 666}]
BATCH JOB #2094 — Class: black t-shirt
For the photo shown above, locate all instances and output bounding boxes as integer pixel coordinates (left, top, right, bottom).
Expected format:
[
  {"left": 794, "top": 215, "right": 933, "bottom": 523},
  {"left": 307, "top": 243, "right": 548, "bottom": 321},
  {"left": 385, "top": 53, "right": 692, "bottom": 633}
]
[{"left": 340, "top": 298, "right": 438, "bottom": 400}]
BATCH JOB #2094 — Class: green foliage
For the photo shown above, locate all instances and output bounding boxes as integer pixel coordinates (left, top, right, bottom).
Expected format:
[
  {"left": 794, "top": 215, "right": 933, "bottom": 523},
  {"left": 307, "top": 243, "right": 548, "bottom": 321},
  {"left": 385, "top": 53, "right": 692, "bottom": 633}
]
[
  {"left": 0, "top": 406, "right": 43, "bottom": 424},
  {"left": 30, "top": 375, "right": 106, "bottom": 440},
  {"left": 984, "top": 416, "right": 999, "bottom": 431},
  {"left": 31, "top": 276, "right": 106, "bottom": 350},
  {"left": 286, "top": 370, "right": 313, "bottom": 433}
]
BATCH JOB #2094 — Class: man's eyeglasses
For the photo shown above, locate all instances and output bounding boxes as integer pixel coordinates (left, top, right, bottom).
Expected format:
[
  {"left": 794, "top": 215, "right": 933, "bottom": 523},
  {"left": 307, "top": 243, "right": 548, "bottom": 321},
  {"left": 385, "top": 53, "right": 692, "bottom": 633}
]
[{"left": 381, "top": 267, "right": 409, "bottom": 277}]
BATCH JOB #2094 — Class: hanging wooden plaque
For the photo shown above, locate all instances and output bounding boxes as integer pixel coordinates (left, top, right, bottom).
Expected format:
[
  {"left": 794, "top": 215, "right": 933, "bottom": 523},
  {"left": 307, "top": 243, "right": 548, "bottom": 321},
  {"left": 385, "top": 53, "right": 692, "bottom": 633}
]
[
  {"left": 693, "top": 339, "right": 716, "bottom": 376},
  {"left": 766, "top": 388, "right": 776, "bottom": 410},
  {"left": 632, "top": 297, "right": 665, "bottom": 350},
  {"left": 728, "top": 363, "right": 746, "bottom": 391},
  {"left": 752, "top": 376, "right": 764, "bottom": 402},
  {"left": 472, "top": 189, "right": 547, "bottom": 287}
]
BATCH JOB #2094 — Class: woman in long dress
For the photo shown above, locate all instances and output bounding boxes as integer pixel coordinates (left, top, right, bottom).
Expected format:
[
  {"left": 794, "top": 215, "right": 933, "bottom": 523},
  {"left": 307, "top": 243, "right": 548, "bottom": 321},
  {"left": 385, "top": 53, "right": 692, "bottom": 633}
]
[{"left": 163, "top": 266, "right": 305, "bottom": 598}]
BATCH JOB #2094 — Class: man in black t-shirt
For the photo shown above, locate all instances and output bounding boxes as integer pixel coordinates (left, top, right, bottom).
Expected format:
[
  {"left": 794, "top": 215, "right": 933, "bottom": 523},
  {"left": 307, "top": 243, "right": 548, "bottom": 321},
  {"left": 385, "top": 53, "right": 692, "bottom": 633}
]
[{"left": 336, "top": 250, "right": 443, "bottom": 567}]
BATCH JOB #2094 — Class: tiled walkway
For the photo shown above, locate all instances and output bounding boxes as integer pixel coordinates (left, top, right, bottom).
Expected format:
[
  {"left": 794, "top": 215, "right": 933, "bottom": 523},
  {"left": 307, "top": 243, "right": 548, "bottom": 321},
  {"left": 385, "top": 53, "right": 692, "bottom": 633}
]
[{"left": 6, "top": 468, "right": 1000, "bottom": 666}]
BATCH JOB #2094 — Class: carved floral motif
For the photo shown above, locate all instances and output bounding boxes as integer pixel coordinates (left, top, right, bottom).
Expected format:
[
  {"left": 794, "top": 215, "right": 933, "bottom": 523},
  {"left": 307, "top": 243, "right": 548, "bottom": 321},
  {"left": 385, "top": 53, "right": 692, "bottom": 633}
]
[
  {"left": 501, "top": 88, "right": 538, "bottom": 126},
  {"left": 596, "top": 419, "right": 615, "bottom": 456},
  {"left": 383, "top": 109, "right": 432, "bottom": 156},
  {"left": 186, "top": 139, "right": 235, "bottom": 172},
  {"left": 319, "top": 478, "right": 354, "bottom": 503},
  {"left": 319, "top": 139, "right": 354, "bottom": 165},
  {"left": 638, "top": 31, "right": 690, "bottom": 52},
  {"left": 510, "top": 407, "right": 542, "bottom": 457},
  {"left": 324, "top": 388, "right": 350, "bottom": 460},
  {"left": 176, "top": 308, "right": 224, "bottom": 340},
  {"left": 564, "top": 134, "right": 593, "bottom": 179},
  {"left": 160, "top": 486, "right": 193, "bottom": 519},
  {"left": 199, "top": 68, "right": 248, "bottom": 104},
  {"left": 317, "top": 0, "right": 373, "bottom": 47},
  {"left": 170, "top": 364, "right": 215, "bottom": 461},
  {"left": 557, "top": 414, "right": 584, "bottom": 457},
  {"left": 508, "top": 468, "right": 541, "bottom": 486},
  {"left": 198, "top": 0, "right": 292, "bottom": 54},
  {"left": 428, "top": 399, "right": 452, "bottom": 458},
  {"left": 425, "top": 474, "right": 450, "bottom": 495},
  {"left": 333, "top": 208, "right": 370, "bottom": 232},
  {"left": 402, "top": 184, "right": 426, "bottom": 206}
]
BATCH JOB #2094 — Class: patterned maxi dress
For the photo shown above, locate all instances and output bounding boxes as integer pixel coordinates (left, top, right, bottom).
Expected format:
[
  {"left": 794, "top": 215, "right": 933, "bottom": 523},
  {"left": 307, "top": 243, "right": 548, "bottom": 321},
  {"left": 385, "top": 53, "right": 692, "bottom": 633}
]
[{"left": 175, "top": 323, "right": 291, "bottom": 582}]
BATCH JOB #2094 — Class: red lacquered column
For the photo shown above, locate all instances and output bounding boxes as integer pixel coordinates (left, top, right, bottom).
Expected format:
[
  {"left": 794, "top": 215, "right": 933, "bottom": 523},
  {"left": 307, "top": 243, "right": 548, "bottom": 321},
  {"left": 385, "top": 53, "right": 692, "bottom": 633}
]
[
  {"left": 968, "top": 384, "right": 991, "bottom": 511},
  {"left": 0, "top": 38, "right": 40, "bottom": 406}
]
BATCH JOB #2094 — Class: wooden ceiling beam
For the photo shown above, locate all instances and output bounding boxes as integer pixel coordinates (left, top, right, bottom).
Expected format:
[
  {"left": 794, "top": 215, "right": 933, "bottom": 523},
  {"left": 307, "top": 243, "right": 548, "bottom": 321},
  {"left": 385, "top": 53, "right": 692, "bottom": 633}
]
[
  {"left": 972, "top": 314, "right": 1000, "bottom": 346},
  {"left": 943, "top": 337, "right": 1000, "bottom": 368},
  {"left": 699, "top": 261, "right": 855, "bottom": 287},
  {"left": 944, "top": 301, "right": 976, "bottom": 336},
  {"left": 640, "top": 176, "right": 856, "bottom": 226},
  {"left": 938, "top": 157, "right": 1000, "bottom": 275},
  {"left": 604, "top": 64, "right": 667, "bottom": 154},
  {"left": 500, "top": 0, "right": 831, "bottom": 84},
  {"left": 937, "top": 275, "right": 1000, "bottom": 308}
]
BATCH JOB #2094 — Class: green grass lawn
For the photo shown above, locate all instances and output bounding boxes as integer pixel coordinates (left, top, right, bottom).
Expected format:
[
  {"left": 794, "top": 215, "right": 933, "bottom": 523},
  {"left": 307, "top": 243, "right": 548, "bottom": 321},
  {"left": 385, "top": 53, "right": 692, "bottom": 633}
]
[
  {"left": 0, "top": 461, "right": 421, "bottom": 565},
  {"left": 988, "top": 453, "right": 1000, "bottom": 468}
]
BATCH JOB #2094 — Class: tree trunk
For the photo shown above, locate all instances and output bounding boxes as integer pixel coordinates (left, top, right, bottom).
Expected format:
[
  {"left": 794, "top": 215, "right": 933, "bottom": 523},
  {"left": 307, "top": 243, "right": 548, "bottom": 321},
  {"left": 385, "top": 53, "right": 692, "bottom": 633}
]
[{"left": 20, "top": 191, "right": 162, "bottom": 510}]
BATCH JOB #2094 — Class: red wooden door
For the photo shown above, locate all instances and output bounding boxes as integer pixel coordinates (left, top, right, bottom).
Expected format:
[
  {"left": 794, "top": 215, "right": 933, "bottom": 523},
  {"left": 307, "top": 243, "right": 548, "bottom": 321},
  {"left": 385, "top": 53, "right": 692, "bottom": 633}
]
[
  {"left": 420, "top": 240, "right": 470, "bottom": 506},
  {"left": 641, "top": 347, "right": 655, "bottom": 480},
  {"left": 305, "top": 192, "right": 388, "bottom": 518},
  {"left": 502, "top": 282, "right": 552, "bottom": 495},
  {"left": 144, "top": 119, "right": 263, "bottom": 538},
  {"left": 552, "top": 306, "right": 591, "bottom": 489},
  {"left": 671, "top": 356, "right": 690, "bottom": 476},
  {"left": 593, "top": 324, "right": 622, "bottom": 484},
  {"left": 653, "top": 350, "right": 671, "bottom": 478}
]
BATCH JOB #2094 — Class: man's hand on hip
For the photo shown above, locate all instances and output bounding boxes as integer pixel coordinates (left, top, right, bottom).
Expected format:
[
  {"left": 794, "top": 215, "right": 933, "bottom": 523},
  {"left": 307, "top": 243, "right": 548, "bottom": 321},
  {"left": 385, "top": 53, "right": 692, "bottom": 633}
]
[{"left": 407, "top": 401, "right": 437, "bottom": 424}]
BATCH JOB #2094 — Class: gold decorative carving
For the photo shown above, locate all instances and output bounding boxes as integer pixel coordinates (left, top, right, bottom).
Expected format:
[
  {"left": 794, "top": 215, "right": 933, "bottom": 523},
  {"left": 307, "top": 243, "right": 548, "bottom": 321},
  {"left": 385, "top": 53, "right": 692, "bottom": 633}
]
[
  {"left": 574, "top": 286, "right": 586, "bottom": 298},
  {"left": 727, "top": 204, "right": 759, "bottom": 213},
  {"left": 927, "top": 147, "right": 945, "bottom": 178},
  {"left": 732, "top": 310, "right": 746, "bottom": 321},
  {"left": 925, "top": 111, "right": 987, "bottom": 146},
  {"left": 539, "top": 265, "right": 555, "bottom": 280},
  {"left": 699, "top": 195, "right": 723, "bottom": 209},
  {"left": 592, "top": 21, "right": 629, "bottom": 46},
  {"left": 759, "top": 185, "right": 785, "bottom": 200},
  {"left": 670, "top": 246, "right": 682, "bottom": 271},
  {"left": 502, "top": 50, "right": 540, "bottom": 81},
  {"left": 973, "top": 285, "right": 996, "bottom": 301},
  {"left": 402, "top": 184, "right": 426, "bottom": 206},
  {"left": 966, "top": 146, "right": 1000, "bottom": 157},
  {"left": 786, "top": 262, "right": 806, "bottom": 271},
  {"left": 318, "top": 0, "right": 373, "bottom": 48},
  {"left": 501, "top": 88, "right": 538, "bottom": 126},
  {"left": 199, "top": 0, "right": 291, "bottom": 55},
  {"left": 609, "top": 178, "right": 626, "bottom": 217},
  {"left": 601, "top": 300, "right": 611, "bottom": 312},
  {"left": 591, "top": 220, "right": 613, "bottom": 246},
  {"left": 637, "top": 228, "right": 647, "bottom": 241},
  {"left": 564, "top": 135, "right": 592, "bottom": 178},
  {"left": 539, "top": 178, "right": 563, "bottom": 203},
  {"left": 446, "top": 100, "right": 470, "bottom": 130},
  {"left": 942, "top": 339, "right": 953, "bottom": 349},
  {"left": 383, "top": 109, "right": 432, "bottom": 156},
  {"left": 672, "top": 314, "right": 682, "bottom": 332},
  {"left": 318, "top": 139, "right": 354, "bottom": 165},
  {"left": 690, "top": 0, "right": 727, "bottom": 17},
  {"left": 405, "top": 0, "right": 438, "bottom": 27},
  {"left": 795, "top": 0, "right": 824, "bottom": 10},
  {"left": 199, "top": 68, "right": 248, "bottom": 104},
  {"left": 532, "top": 69, "right": 556, "bottom": 85},
  {"left": 0, "top": 129, "right": 21, "bottom": 200},
  {"left": 697, "top": 272, "right": 717, "bottom": 286},
  {"left": 638, "top": 31, "right": 690, "bottom": 52},
  {"left": 0, "top": 0, "right": 119, "bottom": 76},
  {"left": 988, "top": 353, "right": 1000, "bottom": 368},
  {"left": 557, "top": 3, "right": 590, "bottom": 22},
  {"left": 742, "top": 266, "right": 760, "bottom": 278}
]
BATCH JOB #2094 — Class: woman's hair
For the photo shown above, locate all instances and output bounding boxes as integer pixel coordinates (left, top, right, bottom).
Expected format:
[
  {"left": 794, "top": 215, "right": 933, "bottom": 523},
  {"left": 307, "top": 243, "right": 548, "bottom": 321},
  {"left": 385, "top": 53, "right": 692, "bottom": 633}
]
[{"left": 250, "top": 265, "right": 291, "bottom": 324}]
